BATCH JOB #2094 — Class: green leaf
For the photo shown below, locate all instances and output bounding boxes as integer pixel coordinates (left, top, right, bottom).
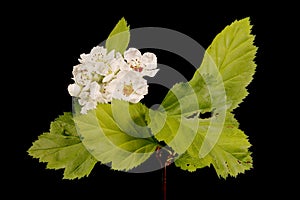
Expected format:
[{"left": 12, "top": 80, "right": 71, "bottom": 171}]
[
  {"left": 49, "top": 112, "right": 77, "bottom": 136},
  {"left": 105, "top": 17, "right": 130, "bottom": 54},
  {"left": 148, "top": 108, "right": 199, "bottom": 155},
  {"left": 28, "top": 112, "right": 97, "bottom": 179},
  {"left": 158, "top": 82, "right": 201, "bottom": 116},
  {"left": 73, "top": 100, "right": 159, "bottom": 171},
  {"left": 190, "top": 17, "right": 257, "bottom": 111},
  {"left": 149, "top": 107, "right": 252, "bottom": 178},
  {"left": 175, "top": 113, "right": 252, "bottom": 178},
  {"left": 150, "top": 78, "right": 227, "bottom": 157}
]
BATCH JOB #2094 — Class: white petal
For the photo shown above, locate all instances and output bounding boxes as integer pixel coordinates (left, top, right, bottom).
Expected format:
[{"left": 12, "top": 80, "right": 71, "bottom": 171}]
[
  {"left": 67, "top": 84, "right": 81, "bottom": 97},
  {"left": 132, "top": 75, "right": 147, "bottom": 85},
  {"left": 78, "top": 98, "right": 86, "bottom": 106},
  {"left": 129, "top": 93, "right": 144, "bottom": 103},
  {"left": 115, "top": 70, "right": 130, "bottom": 80},
  {"left": 105, "top": 49, "right": 115, "bottom": 60},
  {"left": 80, "top": 106, "right": 88, "bottom": 114},
  {"left": 72, "top": 64, "right": 81, "bottom": 76},
  {"left": 89, "top": 46, "right": 107, "bottom": 62},
  {"left": 103, "top": 73, "right": 114, "bottom": 83},
  {"left": 91, "top": 46, "right": 107, "bottom": 55},
  {"left": 142, "top": 52, "right": 157, "bottom": 68},
  {"left": 142, "top": 68, "right": 160, "bottom": 77},
  {"left": 115, "top": 51, "right": 122, "bottom": 59},
  {"left": 79, "top": 53, "right": 90, "bottom": 63},
  {"left": 86, "top": 101, "right": 97, "bottom": 110},
  {"left": 79, "top": 91, "right": 89, "bottom": 100},
  {"left": 106, "top": 79, "right": 119, "bottom": 95},
  {"left": 124, "top": 48, "right": 142, "bottom": 61},
  {"left": 80, "top": 80, "right": 92, "bottom": 91},
  {"left": 94, "top": 62, "right": 106, "bottom": 75},
  {"left": 116, "top": 59, "right": 130, "bottom": 71},
  {"left": 134, "top": 85, "right": 148, "bottom": 95},
  {"left": 112, "top": 92, "right": 124, "bottom": 100},
  {"left": 89, "top": 82, "right": 100, "bottom": 100},
  {"left": 103, "top": 92, "right": 112, "bottom": 102},
  {"left": 80, "top": 101, "right": 97, "bottom": 114}
]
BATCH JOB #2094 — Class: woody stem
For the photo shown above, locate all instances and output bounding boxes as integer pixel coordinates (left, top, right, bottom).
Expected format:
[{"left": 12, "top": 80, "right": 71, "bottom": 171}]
[{"left": 163, "top": 163, "right": 167, "bottom": 200}]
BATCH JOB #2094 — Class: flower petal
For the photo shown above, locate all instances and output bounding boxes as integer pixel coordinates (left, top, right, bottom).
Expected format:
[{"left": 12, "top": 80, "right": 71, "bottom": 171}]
[
  {"left": 110, "top": 53, "right": 128, "bottom": 72},
  {"left": 124, "top": 48, "right": 142, "bottom": 61},
  {"left": 142, "top": 68, "right": 160, "bottom": 77},
  {"left": 129, "top": 93, "right": 144, "bottom": 103},
  {"left": 134, "top": 85, "right": 148, "bottom": 95},
  {"left": 89, "top": 82, "right": 100, "bottom": 100},
  {"left": 142, "top": 52, "right": 157, "bottom": 68},
  {"left": 105, "top": 49, "right": 115, "bottom": 60},
  {"left": 67, "top": 84, "right": 81, "bottom": 97},
  {"left": 103, "top": 73, "right": 114, "bottom": 83}
]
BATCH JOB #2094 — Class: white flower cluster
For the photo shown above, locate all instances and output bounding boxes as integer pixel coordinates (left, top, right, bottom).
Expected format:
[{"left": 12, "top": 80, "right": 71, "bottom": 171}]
[{"left": 68, "top": 46, "right": 159, "bottom": 114}]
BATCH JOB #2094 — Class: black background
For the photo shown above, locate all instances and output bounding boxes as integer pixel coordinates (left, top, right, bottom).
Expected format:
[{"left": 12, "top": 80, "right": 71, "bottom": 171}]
[{"left": 4, "top": 2, "right": 296, "bottom": 199}]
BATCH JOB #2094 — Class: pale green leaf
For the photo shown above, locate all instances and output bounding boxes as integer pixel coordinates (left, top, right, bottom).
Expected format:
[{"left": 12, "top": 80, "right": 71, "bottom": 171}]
[
  {"left": 50, "top": 112, "right": 77, "bottom": 136},
  {"left": 147, "top": 108, "right": 198, "bottom": 155},
  {"left": 105, "top": 17, "right": 130, "bottom": 54},
  {"left": 73, "top": 100, "right": 159, "bottom": 171},
  {"left": 174, "top": 113, "right": 252, "bottom": 178},
  {"left": 190, "top": 17, "right": 257, "bottom": 111},
  {"left": 175, "top": 125, "right": 252, "bottom": 178},
  {"left": 150, "top": 77, "right": 227, "bottom": 158},
  {"left": 28, "top": 112, "right": 97, "bottom": 179},
  {"left": 149, "top": 106, "right": 252, "bottom": 178},
  {"left": 111, "top": 100, "right": 153, "bottom": 138},
  {"left": 174, "top": 151, "right": 212, "bottom": 172},
  {"left": 158, "top": 82, "right": 201, "bottom": 116}
]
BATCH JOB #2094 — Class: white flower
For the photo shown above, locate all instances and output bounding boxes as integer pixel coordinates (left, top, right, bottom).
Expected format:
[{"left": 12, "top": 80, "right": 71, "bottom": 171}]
[
  {"left": 123, "top": 48, "right": 159, "bottom": 77},
  {"left": 79, "top": 46, "right": 115, "bottom": 65},
  {"left": 68, "top": 45, "right": 159, "bottom": 114},
  {"left": 107, "top": 70, "right": 148, "bottom": 103},
  {"left": 72, "top": 63, "right": 98, "bottom": 86}
]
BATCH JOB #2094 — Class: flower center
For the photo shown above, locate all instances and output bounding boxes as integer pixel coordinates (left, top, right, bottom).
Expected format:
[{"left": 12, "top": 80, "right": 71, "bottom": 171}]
[
  {"left": 130, "top": 64, "right": 143, "bottom": 72},
  {"left": 100, "top": 87, "right": 106, "bottom": 94},
  {"left": 123, "top": 84, "right": 134, "bottom": 96},
  {"left": 129, "top": 60, "right": 143, "bottom": 72}
]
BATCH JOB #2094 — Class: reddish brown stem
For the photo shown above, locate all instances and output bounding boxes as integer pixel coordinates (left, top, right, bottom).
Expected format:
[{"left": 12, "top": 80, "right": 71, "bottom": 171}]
[
  {"left": 163, "top": 164, "right": 167, "bottom": 200},
  {"left": 156, "top": 146, "right": 174, "bottom": 200}
]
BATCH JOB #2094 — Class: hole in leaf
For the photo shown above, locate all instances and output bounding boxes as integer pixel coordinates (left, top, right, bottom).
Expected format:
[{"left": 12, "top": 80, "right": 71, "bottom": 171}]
[
  {"left": 198, "top": 112, "right": 212, "bottom": 119},
  {"left": 225, "top": 161, "right": 229, "bottom": 168}
]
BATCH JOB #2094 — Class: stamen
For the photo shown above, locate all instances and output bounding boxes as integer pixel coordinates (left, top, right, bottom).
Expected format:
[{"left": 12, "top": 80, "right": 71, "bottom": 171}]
[{"left": 123, "top": 84, "right": 134, "bottom": 96}]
